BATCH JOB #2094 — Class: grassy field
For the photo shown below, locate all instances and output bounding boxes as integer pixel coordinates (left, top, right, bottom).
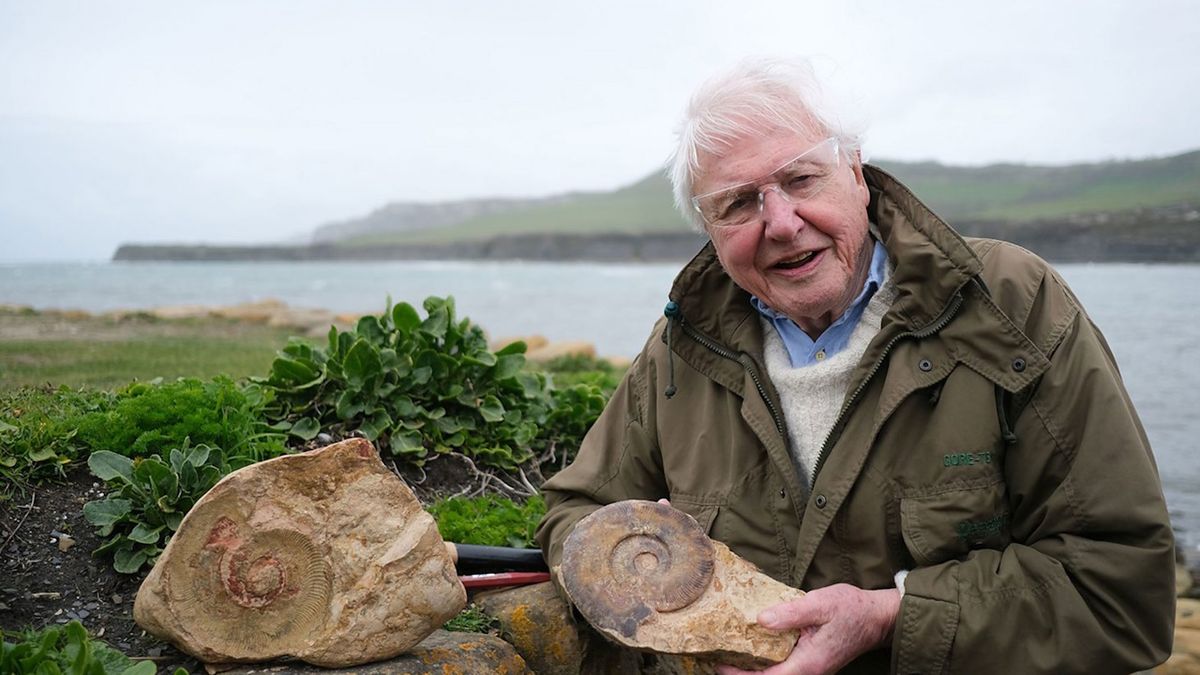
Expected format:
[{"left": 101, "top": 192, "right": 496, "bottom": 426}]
[{"left": 0, "top": 312, "right": 296, "bottom": 390}]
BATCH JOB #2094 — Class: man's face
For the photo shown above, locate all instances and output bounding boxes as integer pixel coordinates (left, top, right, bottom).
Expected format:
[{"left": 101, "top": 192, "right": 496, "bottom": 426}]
[{"left": 693, "top": 127, "right": 873, "bottom": 336}]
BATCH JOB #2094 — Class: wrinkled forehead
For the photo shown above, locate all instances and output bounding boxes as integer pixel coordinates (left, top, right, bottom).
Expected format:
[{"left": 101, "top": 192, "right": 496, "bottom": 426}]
[{"left": 692, "top": 119, "right": 830, "bottom": 196}]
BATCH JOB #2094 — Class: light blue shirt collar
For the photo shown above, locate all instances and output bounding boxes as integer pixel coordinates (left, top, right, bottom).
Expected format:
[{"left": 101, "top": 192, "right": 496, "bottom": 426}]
[{"left": 751, "top": 239, "right": 888, "bottom": 367}]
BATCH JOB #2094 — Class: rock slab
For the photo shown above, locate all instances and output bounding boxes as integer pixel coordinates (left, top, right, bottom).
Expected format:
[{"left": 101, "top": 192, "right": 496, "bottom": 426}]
[
  {"left": 560, "top": 500, "right": 803, "bottom": 670},
  {"left": 135, "top": 439, "right": 466, "bottom": 667},
  {"left": 215, "top": 630, "right": 533, "bottom": 674}
]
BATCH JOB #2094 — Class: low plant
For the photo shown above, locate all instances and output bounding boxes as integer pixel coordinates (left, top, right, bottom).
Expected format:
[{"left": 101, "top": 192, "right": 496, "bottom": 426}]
[
  {"left": 539, "top": 353, "right": 625, "bottom": 395},
  {"left": 0, "top": 620, "right": 166, "bottom": 674},
  {"left": 83, "top": 445, "right": 225, "bottom": 573},
  {"left": 428, "top": 494, "right": 546, "bottom": 548},
  {"left": 73, "top": 376, "right": 285, "bottom": 464},
  {"left": 0, "top": 386, "right": 114, "bottom": 498},
  {"left": 442, "top": 604, "right": 499, "bottom": 634},
  {"left": 540, "top": 383, "right": 608, "bottom": 471},
  {"left": 257, "top": 296, "right": 556, "bottom": 470}
]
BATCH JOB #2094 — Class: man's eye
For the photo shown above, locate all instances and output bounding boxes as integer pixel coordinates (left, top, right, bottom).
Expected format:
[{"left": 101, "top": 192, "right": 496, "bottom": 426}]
[{"left": 722, "top": 193, "right": 756, "bottom": 214}]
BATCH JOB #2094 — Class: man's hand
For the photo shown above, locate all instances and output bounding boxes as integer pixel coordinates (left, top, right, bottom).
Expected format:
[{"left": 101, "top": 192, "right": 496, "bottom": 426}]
[{"left": 716, "top": 584, "right": 901, "bottom": 675}]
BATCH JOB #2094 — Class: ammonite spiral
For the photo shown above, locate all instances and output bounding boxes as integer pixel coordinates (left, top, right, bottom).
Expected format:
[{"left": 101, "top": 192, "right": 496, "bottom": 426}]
[
  {"left": 560, "top": 500, "right": 715, "bottom": 638},
  {"left": 166, "top": 510, "right": 333, "bottom": 656}
]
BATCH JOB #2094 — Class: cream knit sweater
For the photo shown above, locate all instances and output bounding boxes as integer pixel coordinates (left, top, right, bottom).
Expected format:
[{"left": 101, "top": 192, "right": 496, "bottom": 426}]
[{"left": 760, "top": 271, "right": 898, "bottom": 487}]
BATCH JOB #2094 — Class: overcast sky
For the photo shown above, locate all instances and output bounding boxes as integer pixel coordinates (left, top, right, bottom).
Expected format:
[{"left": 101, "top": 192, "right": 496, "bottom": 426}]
[{"left": 2, "top": 1, "right": 1198, "bottom": 262}]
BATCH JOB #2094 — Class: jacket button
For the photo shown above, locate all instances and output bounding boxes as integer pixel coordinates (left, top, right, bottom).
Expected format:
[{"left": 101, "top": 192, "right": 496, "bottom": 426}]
[
  {"left": 814, "top": 494, "right": 828, "bottom": 508},
  {"left": 779, "top": 488, "right": 786, "bottom": 498},
  {"left": 1012, "top": 357, "right": 1027, "bottom": 372},
  {"left": 918, "top": 358, "right": 932, "bottom": 372}
]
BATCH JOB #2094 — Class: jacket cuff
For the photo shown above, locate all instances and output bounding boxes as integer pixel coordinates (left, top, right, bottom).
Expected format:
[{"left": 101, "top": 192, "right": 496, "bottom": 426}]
[{"left": 891, "top": 566, "right": 960, "bottom": 674}]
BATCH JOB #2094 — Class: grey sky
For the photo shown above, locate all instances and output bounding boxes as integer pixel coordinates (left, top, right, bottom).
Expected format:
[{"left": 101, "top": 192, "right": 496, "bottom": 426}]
[{"left": 2, "top": 0, "right": 1197, "bottom": 261}]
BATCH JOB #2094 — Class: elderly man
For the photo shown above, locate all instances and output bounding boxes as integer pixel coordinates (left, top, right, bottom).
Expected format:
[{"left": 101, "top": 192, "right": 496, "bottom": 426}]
[{"left": 536, "top": 59, "right": 1175, "bottom": 674}]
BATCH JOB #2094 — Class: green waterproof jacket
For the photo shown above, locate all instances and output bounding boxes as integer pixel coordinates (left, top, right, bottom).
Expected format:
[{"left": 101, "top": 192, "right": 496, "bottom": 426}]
[{"left": 537, "top": 166, "right": 1176, "bottom": 674}]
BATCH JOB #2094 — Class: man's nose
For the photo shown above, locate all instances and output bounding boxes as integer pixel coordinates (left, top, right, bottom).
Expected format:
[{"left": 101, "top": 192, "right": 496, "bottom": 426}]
[{"left": 759, "top": 185, "right": 804, "bottom": 239}]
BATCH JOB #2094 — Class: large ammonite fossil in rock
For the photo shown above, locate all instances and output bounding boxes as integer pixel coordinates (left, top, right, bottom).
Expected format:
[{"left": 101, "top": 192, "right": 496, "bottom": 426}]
[
  {"left": 133, "top": 439, "right": 466, "bottom": 667},
  {"left": 559, "top": 500, "right": 805, "bottom": 669}
]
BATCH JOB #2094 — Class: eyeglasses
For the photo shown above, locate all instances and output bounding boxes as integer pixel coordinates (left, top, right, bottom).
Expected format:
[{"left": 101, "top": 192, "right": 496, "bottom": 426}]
[{"left": 691, "top": 137, "right": 841, "bottom": 228}]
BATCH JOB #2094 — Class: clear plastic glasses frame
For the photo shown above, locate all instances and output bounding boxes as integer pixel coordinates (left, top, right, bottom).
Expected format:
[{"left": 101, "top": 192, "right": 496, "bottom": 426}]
[{"left": 692, "top": 137, "right": 841, "bottom": 228}]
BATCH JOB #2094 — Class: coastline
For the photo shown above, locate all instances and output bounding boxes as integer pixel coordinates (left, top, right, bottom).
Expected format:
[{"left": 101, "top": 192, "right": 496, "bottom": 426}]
[{"left": 111, "top": 205, "right": 1200, "bottom": 264}]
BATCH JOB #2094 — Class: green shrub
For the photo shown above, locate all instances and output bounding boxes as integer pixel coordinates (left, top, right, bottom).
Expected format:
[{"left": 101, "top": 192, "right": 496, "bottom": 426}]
[
  {"left": 540, "top": 353, "right": 624, "bottom": 395},
  {"left": 0, "top": 387, "right": 114, "bottom": 496},
  {"left": 83, "top": 445, "right": 226, "bottom": 574},
  {"left": 1, "top": 620, "right": 163, "bottom": 674},
  {"left": 428, "top": 494, "right": 546, "bottom": 548},
  {"left": 541, "top": 383, "right": 608, "bottom": 469},
  {"left": 257, "top": 296, "right": 558, "bottom": 470},
  {"left": 74, "top": 376, "right": 284, "bottom": 463}
]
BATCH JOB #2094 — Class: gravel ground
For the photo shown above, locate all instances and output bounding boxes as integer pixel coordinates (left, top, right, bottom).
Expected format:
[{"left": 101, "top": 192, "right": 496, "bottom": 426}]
[{"left": 1, "top": 465, "right": 200, "bottom": 672}]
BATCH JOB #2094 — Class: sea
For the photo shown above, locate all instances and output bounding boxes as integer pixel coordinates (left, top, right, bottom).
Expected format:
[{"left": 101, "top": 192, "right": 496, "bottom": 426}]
[{"left": 3, "top": 259, "right": 1199, "bottom": 555}]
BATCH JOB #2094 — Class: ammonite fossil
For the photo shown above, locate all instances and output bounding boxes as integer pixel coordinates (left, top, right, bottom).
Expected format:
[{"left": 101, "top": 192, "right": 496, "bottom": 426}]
[
  {"left": 558, "top": 499, "right": 805, "bottom": 668},
  {"left": 134, "top": 439, "right": 466, "bottom": 667},
  {"left": 560, "top": 500, "right": 716, "bottom": 637}
]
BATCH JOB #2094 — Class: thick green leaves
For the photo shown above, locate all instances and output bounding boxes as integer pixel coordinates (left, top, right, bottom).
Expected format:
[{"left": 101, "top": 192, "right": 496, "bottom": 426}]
[
  {"left": 256, "top": 294, "right": 611, "bottom": 474},
  {"left": 87, "top": 451, "right": 133, "bottom": 483},
  {"left": 113, "top": 547, "right": 150, "bottom": 574},
  {"left": 28, "top": 446, "right": 57, "bottom": 462},
  {"left": 478, "top": 396, "right": 506, "bottom": 423},
  {"left": 343, "top": 339, "right": 382, "bottom": 389},
  {"left": 86, "top": 442, "right": 227, "bottom": 574},
  {"left": 83, "top": 499, "right": 132, "bottom": 528},
  {"left": 127, "top": 523, "right": 164, "bottom": 544},
  {"left": 392, "top": 302, "right": 421, "bottom": 333},
  {"left": 289, "top": 417, "right": 321, "bottom": 441},
  {"left": 494, "top": 354, "right": 525, "bottom": 381},
  {"left": 271, "top": 356, "right": 321, "bottom": 386}
]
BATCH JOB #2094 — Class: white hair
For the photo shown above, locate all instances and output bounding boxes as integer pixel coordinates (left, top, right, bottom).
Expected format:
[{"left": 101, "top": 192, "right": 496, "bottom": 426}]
[{"left": 668, "top": 57, "right": 866, "bottom": 231}]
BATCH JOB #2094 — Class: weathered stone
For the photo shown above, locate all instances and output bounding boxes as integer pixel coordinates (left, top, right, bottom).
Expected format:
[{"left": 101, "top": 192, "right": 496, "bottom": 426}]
[
  {"left": 560, "top": 501, "right": 802, "bottom": 670},
  {"left": 476, "top": 582, "right": 586, "bottom": 675},
  {"left": 1158, "top": 651, "right": 1200, "bottom": 675},
  {"left": 527, "top": 340, "right": 597, "bottom": 363},
  {"left": 641, "top": 653, "right": 719, "bottom": 675},
  {"left": 1180, "top": 599, "right": 1200, "bottom": 631},
  {"left": 213, "top": 299, "right": 288, "bottom": 324},
  {"left": 150, "top": 304, "right": 214, "bottom": 320},
  {"left": 215, "top": 630, "right": 533, "bottom": 674},
  {"left": 265, "top": 307, "right": 336, "bottom": 330},
  {"left": 492, "top": 335, "right": 550, "bottom": 353},
  {"left": 135, "top": 439, "right": 466, "bottom": 667}
]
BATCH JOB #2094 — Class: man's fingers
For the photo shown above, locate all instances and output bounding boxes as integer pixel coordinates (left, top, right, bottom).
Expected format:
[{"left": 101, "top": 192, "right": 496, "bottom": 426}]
[
  {"left": 657, "top": 498, "right": 670, "bottom": 505},
  {"left": 758, "top": 596, "right": 824, "bottom": 631}
]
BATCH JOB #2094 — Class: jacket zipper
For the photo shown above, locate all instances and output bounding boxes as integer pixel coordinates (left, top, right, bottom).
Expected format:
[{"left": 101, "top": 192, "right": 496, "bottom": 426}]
[
  {"left": 670, "top": 314, "right": 787, "bottom": 438},
  {"left": 809, "top": 292, "right": 965, "bottom": 485}
]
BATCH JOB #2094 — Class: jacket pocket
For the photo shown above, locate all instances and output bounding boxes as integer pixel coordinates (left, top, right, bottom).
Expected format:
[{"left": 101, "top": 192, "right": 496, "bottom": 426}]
[
  {"left": 671, "top": 500, "right": 719, "bottom": 535},
  {"left": 899, "top": 478, "right": 1010, "bottom": 567}
]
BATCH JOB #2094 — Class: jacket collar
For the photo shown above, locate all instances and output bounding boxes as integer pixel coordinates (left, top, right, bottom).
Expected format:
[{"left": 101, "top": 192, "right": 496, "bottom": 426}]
[{"left": 864, "top": 165, "right": 983, "bottom": 330}]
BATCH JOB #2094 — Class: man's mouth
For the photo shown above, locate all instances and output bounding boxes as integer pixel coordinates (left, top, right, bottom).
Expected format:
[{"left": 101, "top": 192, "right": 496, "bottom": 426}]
[{"left": 774, "top": 250, "right": 819, "bottom": 270}]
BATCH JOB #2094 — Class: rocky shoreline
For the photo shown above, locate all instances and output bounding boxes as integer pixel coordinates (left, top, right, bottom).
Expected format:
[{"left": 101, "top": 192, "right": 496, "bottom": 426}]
[{"left": 0, "top": 300, "right": 622, "bottom": 365}]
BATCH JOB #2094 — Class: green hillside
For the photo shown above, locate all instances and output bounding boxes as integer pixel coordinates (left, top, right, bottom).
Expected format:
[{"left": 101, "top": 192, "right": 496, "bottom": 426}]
[
  {"left": 875, "top": 150, "right": 1200, "bottom": 221},
  {"left": 339, "top": 173, "right": 684, "bottom": 246},
  {"left": 337, "top": 150, "right": 1200, "bottom": 247}
]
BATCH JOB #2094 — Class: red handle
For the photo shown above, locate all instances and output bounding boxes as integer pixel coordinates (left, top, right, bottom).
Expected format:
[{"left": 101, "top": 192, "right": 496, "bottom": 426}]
[{"left": 459, "top": 571, "right": 551, "bottom": 589}]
